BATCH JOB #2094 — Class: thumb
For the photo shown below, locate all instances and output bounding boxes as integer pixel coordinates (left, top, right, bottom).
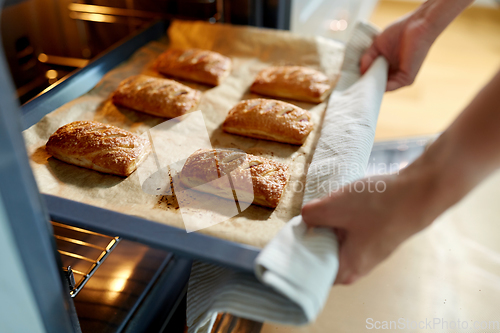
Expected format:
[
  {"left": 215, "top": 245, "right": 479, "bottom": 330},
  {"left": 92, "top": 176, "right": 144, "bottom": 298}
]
[
  {"left": 386, "top": 79, "right": 403, "bottom": 92},
  {"left": 302, "top": 196, "right": 339, "bottom": 228},
  {"left": 360, "top": 43, "right": 380, "bottom": 75},
  {"left": 386, "top": 70, "right": 413, "bottom": 91},
  {"left": 334, "top": 238, "right": 361, "bottom": 285}
]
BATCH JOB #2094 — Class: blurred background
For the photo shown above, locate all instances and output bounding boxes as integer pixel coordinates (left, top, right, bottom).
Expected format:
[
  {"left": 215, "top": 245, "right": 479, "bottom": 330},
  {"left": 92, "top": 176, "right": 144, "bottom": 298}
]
[{"left": 291, "top": 0, "right": 500, "bottom": 141}]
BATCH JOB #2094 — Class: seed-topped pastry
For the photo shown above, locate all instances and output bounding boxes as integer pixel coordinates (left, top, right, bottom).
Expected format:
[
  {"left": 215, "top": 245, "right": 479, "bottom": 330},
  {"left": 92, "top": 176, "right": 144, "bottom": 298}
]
[
  {"left": 112, "top": 75, "right": 201, "bottom": 118},
  {"left": 46, "top": 120, "right": 151, "bottom": 176},
  {"left": 251, "top": 65, "right": 333, "bottom": 103},
  {"left": 180, "top": 149, "right": 289, "bottom": 208},
  {"left": 223, "top": 98, "right": 313, "bottom": 145},
  {"left": 155, "top": 48, "right": 232, "bottom": 86}
]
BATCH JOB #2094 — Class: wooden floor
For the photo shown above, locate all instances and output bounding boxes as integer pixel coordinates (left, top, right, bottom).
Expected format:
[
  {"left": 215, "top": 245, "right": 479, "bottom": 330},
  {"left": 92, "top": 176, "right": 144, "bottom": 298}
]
[{"left": 372, "top": 1, "right": 500, "bottom": 140}]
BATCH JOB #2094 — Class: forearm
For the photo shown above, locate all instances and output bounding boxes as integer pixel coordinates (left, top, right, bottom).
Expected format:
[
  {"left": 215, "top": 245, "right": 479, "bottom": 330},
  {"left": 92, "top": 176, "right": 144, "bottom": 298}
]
[
  {"left": 444, "top": 70, "right": 500, "bottom": 178},
  {"left": 411, "top": 0, "right": 474, "bottom": 40},
  {"left": 402, "top": 69, "right": 500, "bottom": 225}
]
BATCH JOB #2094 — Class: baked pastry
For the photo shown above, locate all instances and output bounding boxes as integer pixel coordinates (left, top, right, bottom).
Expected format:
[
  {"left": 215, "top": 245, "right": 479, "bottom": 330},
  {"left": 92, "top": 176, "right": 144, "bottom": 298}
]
[
  {"left": 46, "top": 121, "right": 151, "bottom": 176},
  {"left": 180, "top": 149, "right": 289, "bottom": 208},
  {"left": 154, "top": 48, "right": 231, "bottom": 86},
  {"left": 112, "top": 75, "right": 200, "bottom": 118},
  {"left": 250, "top": 66, "right": 333, "bottom": 103},
  {"left": 223, "top": 98, "right": 313, "bottom": 145}
]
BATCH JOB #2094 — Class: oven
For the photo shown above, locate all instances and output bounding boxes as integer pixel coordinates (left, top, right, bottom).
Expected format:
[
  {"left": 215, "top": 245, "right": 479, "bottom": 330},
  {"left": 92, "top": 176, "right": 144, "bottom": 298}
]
[
  {"left": 1, "top": 2, "right": 290, "bottom": 331},
  {"left": 0, "top": 1, "right": 433, "bottom": 332},
  {"left": 1, "top": 0, "right": 291, "bottom": 104}
]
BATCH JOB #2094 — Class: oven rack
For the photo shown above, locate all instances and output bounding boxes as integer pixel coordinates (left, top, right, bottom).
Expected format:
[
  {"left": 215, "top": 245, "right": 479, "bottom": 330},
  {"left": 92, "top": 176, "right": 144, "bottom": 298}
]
[
  {"left": 52, "top": 221, "right": 120, "bottom": 297},
  {"left": 21, "top": 20, "right": 260, "bottom": 274}
]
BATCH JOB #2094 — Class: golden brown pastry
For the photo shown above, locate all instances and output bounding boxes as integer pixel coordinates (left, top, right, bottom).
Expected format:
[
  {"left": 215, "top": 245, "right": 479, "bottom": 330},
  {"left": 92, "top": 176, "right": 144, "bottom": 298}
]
[
  {"left": 250, "top": 66, "right": 333, "bottom": 103},
  {"left": 180, "top": 149, "right": 289, "bottom": 208},
  {"left": 223, "top": 98, "right": 313, "bottom": 145},
  {"left": 154, "top": 48, "right": 232, "bottom": 86},
  {"left": 112, "top": 75, "right": 200, "bottom": 118},
  {"left": 46, "top": 121, "right": 151, "bottom": 176}
]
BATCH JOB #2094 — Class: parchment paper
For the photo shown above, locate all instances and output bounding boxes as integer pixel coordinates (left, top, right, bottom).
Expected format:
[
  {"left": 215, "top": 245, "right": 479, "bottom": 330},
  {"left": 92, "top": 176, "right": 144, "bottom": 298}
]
[{"left": 23, "top": 20, "right": 344, "bottom": 248}]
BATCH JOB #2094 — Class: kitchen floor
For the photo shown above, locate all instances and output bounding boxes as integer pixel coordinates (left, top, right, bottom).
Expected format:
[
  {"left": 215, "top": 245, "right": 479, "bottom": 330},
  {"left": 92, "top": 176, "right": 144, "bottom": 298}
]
[{"left": 261, "top": 2, "right": 500, "bottom": 333}]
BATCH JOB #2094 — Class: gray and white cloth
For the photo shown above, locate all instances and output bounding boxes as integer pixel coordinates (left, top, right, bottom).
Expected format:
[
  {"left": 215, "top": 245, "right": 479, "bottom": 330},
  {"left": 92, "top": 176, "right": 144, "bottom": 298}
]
[{"left": 187, "top": 23, "right": 388, "bottom": 333}]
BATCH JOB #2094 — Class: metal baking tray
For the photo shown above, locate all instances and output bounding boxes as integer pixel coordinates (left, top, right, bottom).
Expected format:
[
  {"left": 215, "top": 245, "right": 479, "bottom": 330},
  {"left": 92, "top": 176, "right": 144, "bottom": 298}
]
[
  {"left": 21, "top": 20, "right": 259, "bottom": 274},
  {"left": 20, "top": 20, "right": 434, "bottom": 275}
]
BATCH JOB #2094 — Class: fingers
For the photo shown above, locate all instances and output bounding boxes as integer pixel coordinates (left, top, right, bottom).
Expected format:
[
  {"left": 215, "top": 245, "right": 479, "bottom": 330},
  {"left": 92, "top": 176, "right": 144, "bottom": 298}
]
[
  {"left": 334, "top": 260, "right": 355, "bottom": 285},
  {"left": 301, "top": 198, "right": 328, "bottom": 226},
  {"left": 361, "top": 41, "right": 413, "bottom": 91},
  {"left": 386, "top": 70, "right": 414, "bottom": 91},
  {"left": 386, "top": 80, "right": 404, "bottom": 92},
  {"left": 334, "top": 236, "right": 374, "bottom": 285},
  {"left": 360, "top": 43, "right": 380, "bottom": 75},
  {"left": 301, "top": 196, "right": 341, "bottom": 228},
  {"left": 335, "top": 271, "right": 360, "bottom": 285},
  {"left": 334, "top": 228, "right": 347, "bottom": 245},
  {"left": 334, "top": 239, "right": 361, "bottom": 285},
  {"left": 334, "top": 235, "right": 396, "bottom": 285}
]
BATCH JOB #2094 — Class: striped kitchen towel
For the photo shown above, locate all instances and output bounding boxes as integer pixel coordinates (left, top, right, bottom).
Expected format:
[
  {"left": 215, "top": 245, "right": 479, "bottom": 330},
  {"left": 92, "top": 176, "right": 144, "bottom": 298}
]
[{"left": 187, "top": 22, "right": 388, "bottom": 333}]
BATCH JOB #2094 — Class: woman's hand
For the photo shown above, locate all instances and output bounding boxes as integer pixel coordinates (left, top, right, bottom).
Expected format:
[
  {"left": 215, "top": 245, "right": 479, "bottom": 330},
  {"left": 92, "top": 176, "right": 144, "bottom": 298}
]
[
  {"left": 301, "top": 170, "right": 438, "bottom": 285},
  {"left": 360, "top": 14, "right": 434, "bottom": 91},
  {"left": 313, "top": 0, "right": 494, "bottom": 285},
  {"left": 302, "top": 63, "right": 500, "bottom": 283},
  {"left": 360, "top": 0, "right": 474, "bottom": 91}
]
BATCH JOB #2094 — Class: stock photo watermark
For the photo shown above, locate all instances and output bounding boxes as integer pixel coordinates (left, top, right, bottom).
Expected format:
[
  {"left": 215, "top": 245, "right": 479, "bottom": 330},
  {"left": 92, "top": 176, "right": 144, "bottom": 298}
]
[
  {"left": 366, "top": 317, "right": 500, "bottom": 330},
  {"left": 299, "top": 174, "right": 388, "bottom": 195},
  {"left": 136, "top": 111, "right": 398, "bottom": 232}
]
